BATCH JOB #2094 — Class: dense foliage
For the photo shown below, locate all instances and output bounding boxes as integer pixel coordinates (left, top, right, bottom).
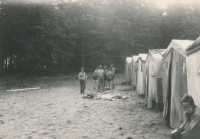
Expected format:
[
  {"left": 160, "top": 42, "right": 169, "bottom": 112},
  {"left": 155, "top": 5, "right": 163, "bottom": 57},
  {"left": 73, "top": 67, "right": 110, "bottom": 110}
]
[{"left": 0, "top": 0, "right": 200, "bottom": 75}]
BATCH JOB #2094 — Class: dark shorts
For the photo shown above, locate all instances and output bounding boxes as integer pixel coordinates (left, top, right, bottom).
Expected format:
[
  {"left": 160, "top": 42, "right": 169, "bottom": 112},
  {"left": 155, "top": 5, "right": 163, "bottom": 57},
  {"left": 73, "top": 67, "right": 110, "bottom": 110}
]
[
  {"left": 103, "top": 74, "right": 107, "bottom": 80},
  {"left": 93, "top": 76, "right": 97, "bottom": 80},
  {"left": 107, "top": 77, "right": 112, "bottom": 81},
  {"left": 98, "top": 76, "right": 104, "bottom": 80},
  {"left": 112, "top": 74, "right": 115, "bottom": 80},
  {"left": 80, "top": 80, "right": 85, "bottom": 85}
]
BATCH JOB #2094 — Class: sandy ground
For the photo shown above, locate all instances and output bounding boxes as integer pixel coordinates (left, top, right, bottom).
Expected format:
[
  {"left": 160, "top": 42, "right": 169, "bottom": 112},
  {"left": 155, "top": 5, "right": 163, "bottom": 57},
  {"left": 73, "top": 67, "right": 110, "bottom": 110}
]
[{"left": 0, "top": 74, "right": 171, "bottom": 139}]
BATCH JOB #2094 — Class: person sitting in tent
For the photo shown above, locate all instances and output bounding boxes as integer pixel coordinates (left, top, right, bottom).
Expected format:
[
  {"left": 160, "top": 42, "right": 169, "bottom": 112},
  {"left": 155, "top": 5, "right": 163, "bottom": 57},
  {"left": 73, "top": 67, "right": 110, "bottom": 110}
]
[
  {"left": 110, "top": 64, "right": 116, "bottom": 89},
  {"left": 175, "top": 95, "right": 200, "bottom": 139},
  {"left": 78, "top": 67, "right": 87, "bottom": 94},
  {"left": 93, "top": 67, "right": 99, "bottom": 89},
  {"left": 106, "top": 68, "right": 113, "bottom": 90}
]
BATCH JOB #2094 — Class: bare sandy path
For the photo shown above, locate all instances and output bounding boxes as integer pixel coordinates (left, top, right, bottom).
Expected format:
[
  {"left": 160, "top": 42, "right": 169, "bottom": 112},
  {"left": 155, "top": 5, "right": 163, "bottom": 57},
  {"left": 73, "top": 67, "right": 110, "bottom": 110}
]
[{"left": 0, "top": 74, "right": 171, "bottom": 139}]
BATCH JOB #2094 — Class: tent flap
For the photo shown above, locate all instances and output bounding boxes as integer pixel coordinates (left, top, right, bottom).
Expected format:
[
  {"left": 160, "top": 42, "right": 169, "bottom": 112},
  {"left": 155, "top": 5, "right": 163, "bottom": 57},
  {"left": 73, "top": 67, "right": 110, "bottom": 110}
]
[{"left": 146, "top": 49, "right": 165, "bottom": 108}]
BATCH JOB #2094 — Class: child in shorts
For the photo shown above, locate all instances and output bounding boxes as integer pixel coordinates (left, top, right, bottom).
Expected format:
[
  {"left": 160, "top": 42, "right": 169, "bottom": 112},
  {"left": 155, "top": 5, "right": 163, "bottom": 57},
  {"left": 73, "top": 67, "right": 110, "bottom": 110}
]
[
  {"left": 78, "top": 67, "right": 87, "bottom": 94},
  {"left": 106, "top": 68, "right": 113, "bottom": 89},
  {"left": 93, "top": 67, "right": 99, "bottom": 89}
]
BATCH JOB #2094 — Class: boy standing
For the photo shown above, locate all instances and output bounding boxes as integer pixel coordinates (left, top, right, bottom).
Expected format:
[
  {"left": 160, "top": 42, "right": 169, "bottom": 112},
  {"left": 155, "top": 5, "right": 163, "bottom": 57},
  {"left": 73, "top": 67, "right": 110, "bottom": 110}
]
[
  {"left": 103, "top": 66, "right": 108, "bottom": 88},
  {"left": 93, "top": 67, "right": 99, "bottom": 89},
  {"left": 107, "top": 68, "right": 113, "bottom": 89},
  {"left": 110, "top": 64, "right": 116, "bottom": 89},
  {"left": 97, "top": 65, "right": 104, "bottom": 92},
  {"left": 78, "top": 67, "right": 87, "bottom": 94}
]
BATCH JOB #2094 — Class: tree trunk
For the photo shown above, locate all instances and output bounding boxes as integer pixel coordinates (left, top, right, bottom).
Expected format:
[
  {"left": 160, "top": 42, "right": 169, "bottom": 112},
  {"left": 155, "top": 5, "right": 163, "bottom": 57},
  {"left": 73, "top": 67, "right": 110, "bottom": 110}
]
[
  {"left": 10, "top": 53, "right": 13, "bottom": 73},
  {"left": 0, "top": 33, "right": 2, "bottom": 76},
  {"left": 14, "top": 54, "right": 16, "bottom": 74},
  {"left": 0, "top": 3, "right": 3, "bottom": 77},
  {"left": 5, "top": 55, "right": 7, "bottom": 74}
]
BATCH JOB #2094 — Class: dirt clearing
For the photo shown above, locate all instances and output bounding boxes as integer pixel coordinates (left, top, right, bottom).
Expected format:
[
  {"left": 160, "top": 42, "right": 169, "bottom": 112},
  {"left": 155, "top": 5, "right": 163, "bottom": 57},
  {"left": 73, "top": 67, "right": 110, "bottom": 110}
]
[{"left": 0, "top": 74, "right": 171, "bottom": 139}]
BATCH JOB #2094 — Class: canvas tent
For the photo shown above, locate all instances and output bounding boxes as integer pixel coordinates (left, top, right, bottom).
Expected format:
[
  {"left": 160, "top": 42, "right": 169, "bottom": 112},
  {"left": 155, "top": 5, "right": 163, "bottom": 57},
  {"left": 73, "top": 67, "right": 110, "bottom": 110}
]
[
  {"left": 162, "top": 39, "right": 194, "bottom": 128},
  {"left": 136, "top": 54, "right": 147, "bottom": 95},
  {"left": 186, "top": 37, "right": 200, "bottom": 108},
  {"left": 145, "top": 49, "right": 166, "bottom": 108},
  {"left": 125, "top": 57, "right": 132, "bottom": 83},
  {"left": 131, "top": 55, "right": 139, "bottom": 90}
]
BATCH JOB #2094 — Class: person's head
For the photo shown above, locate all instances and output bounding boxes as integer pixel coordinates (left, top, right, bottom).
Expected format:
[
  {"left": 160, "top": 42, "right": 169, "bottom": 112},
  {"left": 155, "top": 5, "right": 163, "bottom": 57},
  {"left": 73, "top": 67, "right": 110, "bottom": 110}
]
[
  {"left": 99, "top": 65, "right": 102, "bottom": 69},
  {"left": 81, "top": 67, "right": 84, "bottom": 72},
  {"left": 181, "top": 95, "right": 195, "bottom": 113},
  {"left": 104, "top": 66, "right": 107, "bottom": 69}
]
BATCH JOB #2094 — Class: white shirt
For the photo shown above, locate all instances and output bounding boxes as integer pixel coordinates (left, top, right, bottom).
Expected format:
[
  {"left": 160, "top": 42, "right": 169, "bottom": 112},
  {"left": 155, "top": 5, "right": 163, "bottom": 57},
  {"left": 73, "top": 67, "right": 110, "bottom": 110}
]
[{"left": 78, "top": 72, "right": 87, "bottom": 80}]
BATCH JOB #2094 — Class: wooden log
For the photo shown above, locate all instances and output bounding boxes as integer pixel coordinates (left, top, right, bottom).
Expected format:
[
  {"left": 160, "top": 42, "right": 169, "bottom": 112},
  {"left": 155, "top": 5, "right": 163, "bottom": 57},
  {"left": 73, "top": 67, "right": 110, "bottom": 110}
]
[{"left": 6, "top": 87, "right": 40, "bottom": 92}]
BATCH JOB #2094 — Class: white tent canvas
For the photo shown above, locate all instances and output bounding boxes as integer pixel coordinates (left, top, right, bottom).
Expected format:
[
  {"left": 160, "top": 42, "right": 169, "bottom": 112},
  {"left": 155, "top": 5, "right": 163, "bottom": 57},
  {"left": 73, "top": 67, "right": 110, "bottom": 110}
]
[
  {"left": 186, "top": 37, "right": 200, "bottom": 108},
  {"left": 146, "top": 49, "right": 165, "bottom": 108},
  {"left": 125, "top": 57, "right": 132, "bottom": 83},
  {"left": 162, "top": 39, "right": 194, "bottom": 129},
  {"left": 131, "top": 55, "right": 139, "bottom": 89},
  {"left": 136, "top": 54, "right": 147, "bottom": 95}
]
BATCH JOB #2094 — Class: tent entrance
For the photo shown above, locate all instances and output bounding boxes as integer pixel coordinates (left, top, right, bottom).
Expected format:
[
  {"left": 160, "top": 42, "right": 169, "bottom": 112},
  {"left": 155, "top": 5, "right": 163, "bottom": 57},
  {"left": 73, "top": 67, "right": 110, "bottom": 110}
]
[
  {"left": 165, "top": 60, "right": 172, "bottom": 128},
  {"left": 156, "top": 78, "right": 163, "bottom": 111}
]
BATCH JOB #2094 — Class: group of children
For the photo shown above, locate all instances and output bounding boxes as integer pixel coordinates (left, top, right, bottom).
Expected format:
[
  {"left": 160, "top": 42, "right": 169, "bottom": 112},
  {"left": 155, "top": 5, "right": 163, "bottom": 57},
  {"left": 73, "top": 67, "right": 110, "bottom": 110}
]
[
  {"left": 78, "top": 64, "right": 116, "bottom": 94},
  {"left": 93, "top": 64, "right": 116, "bottom": 92}
]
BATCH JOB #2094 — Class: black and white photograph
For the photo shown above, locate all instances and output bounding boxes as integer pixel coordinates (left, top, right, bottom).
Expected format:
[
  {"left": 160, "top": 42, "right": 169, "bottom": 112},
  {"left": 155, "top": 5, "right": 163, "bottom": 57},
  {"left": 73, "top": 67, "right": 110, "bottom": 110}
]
[{"left": 0, "top": 0, "right": 200, "bottom": 139}]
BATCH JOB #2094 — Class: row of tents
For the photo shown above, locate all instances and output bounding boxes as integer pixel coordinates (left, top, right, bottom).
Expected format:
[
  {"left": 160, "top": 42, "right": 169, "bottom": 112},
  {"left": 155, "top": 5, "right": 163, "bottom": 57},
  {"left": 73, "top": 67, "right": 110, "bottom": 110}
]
[{"left": 125, "top": 37, "right": 200, "bottom": 129}]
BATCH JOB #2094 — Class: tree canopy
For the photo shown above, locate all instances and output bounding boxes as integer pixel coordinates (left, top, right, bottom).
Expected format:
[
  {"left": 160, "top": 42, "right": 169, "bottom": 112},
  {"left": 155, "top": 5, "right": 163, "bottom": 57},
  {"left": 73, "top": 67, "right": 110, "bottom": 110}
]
[{"left": 0, "top": 0, "right": 200, "bottom": 75}]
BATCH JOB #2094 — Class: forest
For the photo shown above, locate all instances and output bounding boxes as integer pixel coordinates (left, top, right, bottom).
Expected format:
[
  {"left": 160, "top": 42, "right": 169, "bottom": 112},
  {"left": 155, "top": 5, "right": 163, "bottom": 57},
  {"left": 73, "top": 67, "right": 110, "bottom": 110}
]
[{"left": 0, "top": 0, "right": 200, "bottom": 76}]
